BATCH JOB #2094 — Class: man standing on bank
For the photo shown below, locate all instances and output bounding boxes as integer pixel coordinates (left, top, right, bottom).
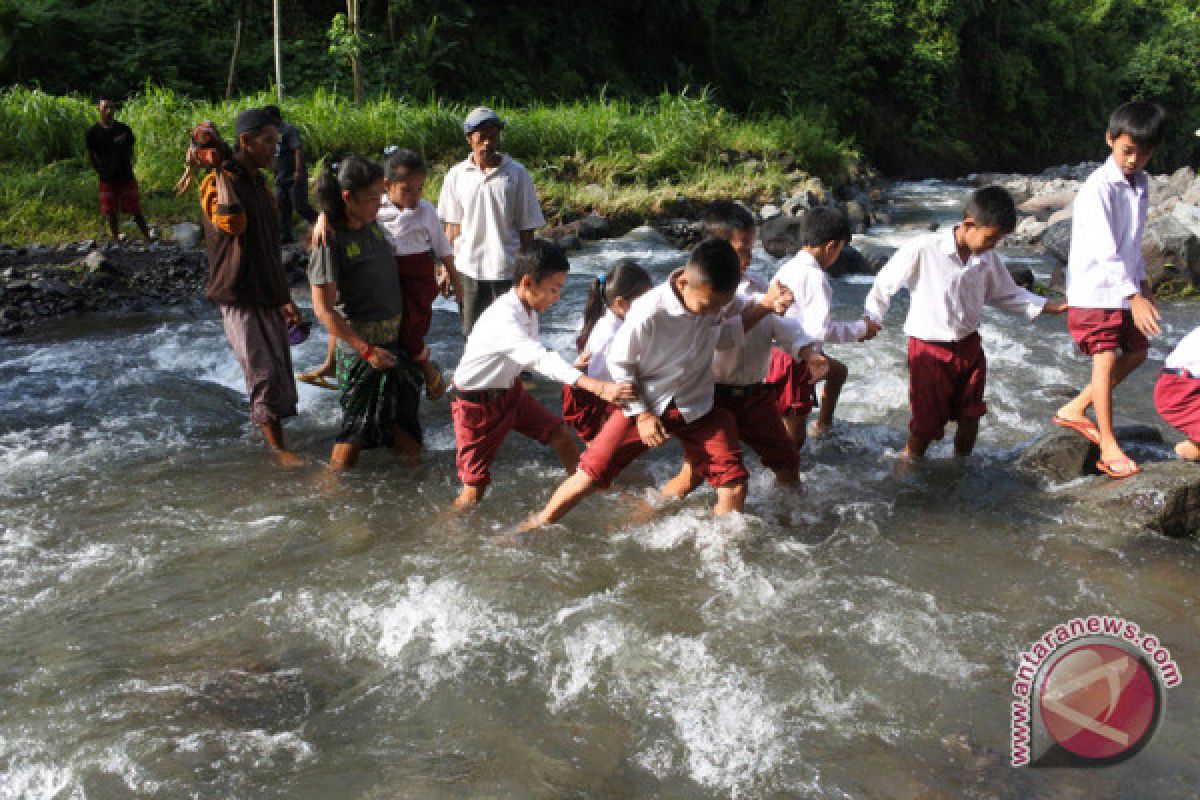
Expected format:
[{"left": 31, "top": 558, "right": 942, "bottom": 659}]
[
  {"left": 263, "top": 105, "right": 318, "bottom": 244},
  {"left": 84, "top": 96, "right": 151, "bottom": 242},
  {"left": 199, "top": 107, "right": 303, "bottom": 467},
  {"left": 437, "top": 107, "right": 545, "bottom": 335}
]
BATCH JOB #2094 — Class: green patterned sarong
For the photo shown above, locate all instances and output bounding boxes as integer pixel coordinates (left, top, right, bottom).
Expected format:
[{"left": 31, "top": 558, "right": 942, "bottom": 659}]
[{"left": 335, "top": 320, "right": 424, "bottom": 449}]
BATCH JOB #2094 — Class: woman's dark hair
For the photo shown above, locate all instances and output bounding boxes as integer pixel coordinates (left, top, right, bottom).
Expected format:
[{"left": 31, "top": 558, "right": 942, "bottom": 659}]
[
  {"left": 383, "top": 147, "right": 426, "bottom": 181},
  {"left": 577, "top": 258, "right": 654, "bottom": 351},
  {"left": 315, "top": 154, "right": 384, "bottom": 227}
]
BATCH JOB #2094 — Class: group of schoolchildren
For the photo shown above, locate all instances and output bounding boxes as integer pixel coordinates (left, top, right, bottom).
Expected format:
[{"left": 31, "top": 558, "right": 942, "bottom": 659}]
[{"left": 199, "top": 99, "right": 1200, "bottom": 528}]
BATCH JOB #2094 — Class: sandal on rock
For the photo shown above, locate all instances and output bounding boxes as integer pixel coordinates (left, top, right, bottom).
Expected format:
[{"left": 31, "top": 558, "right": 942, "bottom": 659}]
[
  {"left": 297, "top": 369, "right": 338, "bottom": 391},
  {"left": 1095, "top": 457, "right": 1141, "bottom": 479},
  {"left": 425, "top": 362, "right": 448, "bottom": 400}
]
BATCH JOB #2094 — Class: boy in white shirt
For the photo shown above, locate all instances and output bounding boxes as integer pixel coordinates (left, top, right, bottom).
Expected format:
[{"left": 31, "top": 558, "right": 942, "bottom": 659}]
[
  {"left": 1055, "top": 101, "right": 1167, "bottom": 478},
  {"left": 451, "top": 240, "right": 634, "bottom": 508},
  {"left": 771, "top": 207, "right": 881, "bottom": 449},
  {"left": 864, "top": 187, "right": 1066, "bottom": 460},
  {"left": 438, "top": 107, "right": 546, "bottom": 335},
  {"left": 525, "top": 238, "right": 756, "bottom": 527},
  {"left": 1155, "top": 328, "right": 1200, "bottom": 461}
]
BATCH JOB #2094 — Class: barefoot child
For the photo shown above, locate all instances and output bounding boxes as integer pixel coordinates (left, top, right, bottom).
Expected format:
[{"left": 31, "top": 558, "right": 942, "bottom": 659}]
[
  {"left": 770, "top": 207, "right": 881, "bottom": 449},
  {"left": 308, "top": 155, "right": 424, "bottom": 470},
  {"left": 864, "top": 186, "right": 1067, "bottom": 460},
  {"left": 451, "top": 240, "right": 635, "bottom": 508},
  {"left": 668, "top": 202, "right": 826, "bottom": 494},
  {"left": 1155, "top": 328, "right": 1200, "bottom": 461},
  {"left": 562, "top": 259, "right": 654, "bottom": 443},
  {"left": 525, "top": 238, "right": 753, "bottom": 528},
  {"left": 303, "top": 148, "right": 463, "bottom": 397},
  {"left": 1055, "top": 100, "right": 1167, "bottom": 478}
]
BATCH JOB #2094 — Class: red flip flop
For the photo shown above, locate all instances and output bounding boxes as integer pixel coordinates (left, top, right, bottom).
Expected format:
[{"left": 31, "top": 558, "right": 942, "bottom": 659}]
[
  {"left": 1053, "top": 415, "right": 1101, "bottom": 446},
  {"left": 1095, "top": 457, "right": 1141, "bottom": 479}
]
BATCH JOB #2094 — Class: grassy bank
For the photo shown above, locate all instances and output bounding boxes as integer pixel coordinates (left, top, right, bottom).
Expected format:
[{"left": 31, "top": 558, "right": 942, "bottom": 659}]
[{"left": 0, "top": 86, "right": 854, "bottom": 245}]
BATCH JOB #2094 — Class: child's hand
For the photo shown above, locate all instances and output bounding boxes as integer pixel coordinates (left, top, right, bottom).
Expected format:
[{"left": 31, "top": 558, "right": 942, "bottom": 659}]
[
  {"left": 310, "top": 212, "right": 331, "bottom": 248},
  {"left": 600, "top": 381, "right": 638, "bottom": 406},
  {"left": 437, "top": 268, "right": 454, "bottom": 297},
  {"left": 1042, "top": 301, "right": 1068, "bottom": 314},
  {"left": 365, "top": 347, "right": 398, "bottom": 371},
  {"left": 637, "top": 412, "right": 668, "bottom": 447},
  {"left": 759, "top": 281, "right": 794, "bottom": 315},
  {"left": 860, "top": 316, "right": 882, "bottom": 341},
  {"left": 804, "top": 351, "right": 830, "bottom": 382},
  {"left": 573, "top": 349, "right": 592, "bottom": 370},
  {"left": 1131, "top": 293, "right": 1161, "bottom": 337}
]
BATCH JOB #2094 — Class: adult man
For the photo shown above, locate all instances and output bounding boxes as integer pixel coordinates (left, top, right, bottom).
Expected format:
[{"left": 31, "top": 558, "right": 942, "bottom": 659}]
[
  {"left": 84, "top": 97, "right": 151, "bottom": 242},
  {"left": 437, "top": 107, "right": 545, "bottom": 335},
  {"left": 264, "top": 105, "right": 317, "bottom": 244},
  {"left": 198, "top": 107, "right": 302, "bottom": 466}
]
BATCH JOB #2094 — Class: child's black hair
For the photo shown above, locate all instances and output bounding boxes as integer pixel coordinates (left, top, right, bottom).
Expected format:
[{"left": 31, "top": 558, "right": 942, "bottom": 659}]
[
  {"left": 685, "top": 238, "right": 741, "bottom": 293},
  {"left": 1108, "top": 100, "right": 1167, "bottom": 149},
  {"left": 703, "top": 200, "right": 756, "bottom": 239},
  {"left": 514, "top": 239, "right": 571, "bottom": 286},
  {"left": 576, "top": 258, "right": 654, "bottom": 351},
  {"left": 801, "top": 207, "right": 852, "bottom": 247},
  {"left": 315, "top": 154, "right": 384, "bottom": 228},
  {"left": 964, "top": 186, "right": 1018, "bottom": 233},
  {"left": 383, "top": 147, "right": 426, "bottom": 182},
  {"left": 262, "top": 104, "right": 282, "bottom": 122}
]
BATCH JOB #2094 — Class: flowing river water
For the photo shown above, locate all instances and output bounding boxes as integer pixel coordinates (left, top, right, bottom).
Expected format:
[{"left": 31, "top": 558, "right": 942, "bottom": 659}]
[{"left": 1, "top": 182, "right": 1197, "bottom": 799}]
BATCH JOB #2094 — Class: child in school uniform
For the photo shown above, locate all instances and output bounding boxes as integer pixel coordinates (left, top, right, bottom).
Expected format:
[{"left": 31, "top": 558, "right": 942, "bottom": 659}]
[
  {"left": 770, "top": 207, "right": 881, "bottom": 449},
  {"left": 863, "top": 186, "right": 1066, "bottom": 460},
  {"left": 562, "top": 259, "right": 654, "bottom": 443},
  {"left": 451, "top": 239, "right": 635, "bottom": 508},
  {"left": 525, "top": 238, "right": 765, "bottom": 528},
  {"left": 667, "top": 202, "right": 825, "bottom": 494},
  {"left": 303, "top": 148, "right": 463, "bottom": 398},
  {"left": 1155, "top": 328, "right": 1200, "bottom": 461},
  {"left": 1055, "top": 101, "right": 1167, "bottom": 478}
]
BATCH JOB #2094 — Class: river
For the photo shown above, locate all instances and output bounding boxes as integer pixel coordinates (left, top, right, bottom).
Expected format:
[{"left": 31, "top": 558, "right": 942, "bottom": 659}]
[{"left": 1, "top": 182, "right": 1197, "bottom": 798}]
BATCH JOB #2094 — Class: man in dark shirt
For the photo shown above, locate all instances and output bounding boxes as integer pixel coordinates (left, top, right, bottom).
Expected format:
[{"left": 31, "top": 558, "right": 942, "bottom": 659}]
[
  {"left": 264, "top": 105, "right": 317, "bottom": 244},
  {"left": 84, "top": 97, "right": 151, "bottom": 242}
]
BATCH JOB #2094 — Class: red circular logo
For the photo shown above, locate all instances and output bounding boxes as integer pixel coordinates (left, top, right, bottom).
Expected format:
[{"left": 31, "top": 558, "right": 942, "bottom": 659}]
[{"left": 1037, "top": 642, "right": 1159, "bottom": 760}]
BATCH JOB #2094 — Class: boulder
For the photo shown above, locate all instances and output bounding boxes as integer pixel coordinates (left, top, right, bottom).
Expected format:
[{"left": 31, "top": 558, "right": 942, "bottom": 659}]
[
  {"left": 169, "top": 222, "right": 203, "bottom": 250},
  {"left": 558, "top": 233, "right": 583, "bottom": 251},
  {"left": 1018, "top": 190, "right": 1076, "bottom": 220},
  {"left": 760, "top": 214, "right": 804, "bottom": 259},
  {"left": 1008, "top": 266, "right": 1035, "bottom": 290},
  {"left": 622, "top": 225, "right": 671, "bottom": 248},
  {"left": 1046, "top": 207, "right": 1073, "bottom": 226},
  {"left": 1085, "top": 461, "right": 1200, "bottom": 539},
  {"left": 1141, "top": 212, "right": 1200, "bottom": 288},
  {"left": 1016, "top": 423, "right": 1165, "bottom": 484},
  {"left": 578, "top": 212, "right": 611, "bottom": 241},
  {"left": 759, "top": 203, "right": 782, "bottom": 221},
  {"left": 844, "top": 195, "right": 871, "bottom": 234},
  {"left": 782, "top": 193, "right": 811, "bottom": 218},
  {"left": 828, "top": 242, "right": 895, "bottom": 277},
  {"left": 83, "top": 250, "right": 108, "bottom": 271},
  {"left": 1011, "top": 215, "right": 1048, "bottom": 244},
  {"left": 1041, "top": 218, "right": 1072, "bottom": 263}
]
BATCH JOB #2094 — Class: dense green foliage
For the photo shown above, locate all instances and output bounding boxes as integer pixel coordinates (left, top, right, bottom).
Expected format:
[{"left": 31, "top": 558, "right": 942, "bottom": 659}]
[
  {"left": 0, "top": 87, "right": 848, "bottom": 243},
  {"left": 1, "top": 0, "right": 1197, "bottom": 174}
]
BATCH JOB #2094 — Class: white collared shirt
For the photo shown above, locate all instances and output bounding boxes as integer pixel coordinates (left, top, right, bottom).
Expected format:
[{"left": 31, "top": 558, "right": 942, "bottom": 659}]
[
  {"left": 453, "top": 289, "right": 582, "bottom": 391},
  {"left": 1165, "top": 328, "right": 1200, "bottom": 375},
  {"left": 1066, "top": 156, "right": 1150, "bottom": 309},
  {"left": 376, "top": 197, "right": 453, "bottom": 258},
  {"left": 607, "top": 272, "right": 739, "bottom": 422},
  {"left": 583, "top": 309, "right": 623, "bottom": 382},
  {"left": 773, "top": 250, "right": 868, "bottom": 349},
  {"left": 711, "top": 275, "right": 815, "bottom": 385},
  {"left": 864, "top": 228, "right": 1046, "bottom": 342},
  {"left": 436, "top": 154, "right": 546, "bottom": 281}
]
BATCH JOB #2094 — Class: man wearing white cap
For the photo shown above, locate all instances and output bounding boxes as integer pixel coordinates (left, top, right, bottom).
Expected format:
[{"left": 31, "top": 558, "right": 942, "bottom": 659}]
[{"left": 437, "top": 107, "right": 546, "bottom": 335}]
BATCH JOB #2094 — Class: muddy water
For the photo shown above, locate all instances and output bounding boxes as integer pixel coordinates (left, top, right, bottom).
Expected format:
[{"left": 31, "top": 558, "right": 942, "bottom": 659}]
[{"left": 1, "top": 182, "right": 1197, "bottom": 798}]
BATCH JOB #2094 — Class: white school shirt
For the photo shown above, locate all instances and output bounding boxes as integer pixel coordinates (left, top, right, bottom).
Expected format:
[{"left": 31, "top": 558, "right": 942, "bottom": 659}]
[
  {"left": 436, "top": 154, "right": 546, "bottom": 281},
  {"left": 864, "top": 228, "right": 1046, "bottom": 342},
  {"left": 711, "top": 275, "right": 815, "bottom": 386},
  {"left": 1065, "top": 156, "right": 1149, "bottom": 310},
  {"left": 607, "top": 272, "right": 739, "bottom": 422},
  {"left": 774, "top": 250, "right": 867, "bottom": 349},
  {"left": 583, "top": 309, "right": 623, "bottom": 382},
  {"left": 1164, "top": 328, "right": 1200, "bottom": 375},
  {"left": 376, "top": 197, "right": 453, "bottom": 258},
  {"left": 452, "top": 289, "right": 582, "bottom": 391}
]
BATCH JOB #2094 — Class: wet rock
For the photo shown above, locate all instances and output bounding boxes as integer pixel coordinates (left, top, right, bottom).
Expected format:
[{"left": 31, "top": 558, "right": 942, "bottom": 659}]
[
  {"left": 623, "top": 225, "right": 671, "bottom": 248},
  {"left": 195, "top": 669, "right": 312, "bottom": 731},
  {"left": 557, "top": 233, "right": 583, "bottom": 251},
  {"left": 1018, "top": 190, "right": 1076, "bottom": 220},
  {"left": 1089, "top": 460, "right": 1200, "bottom": 538},
  {"left": 1016, "top": 423, "right": 1165, "bottom": 483},
  {"left": 781, "top": 193, "right": 811, "bottom": 218},
  {"left": 845, "top": 197, "right": 871, "bottom": 234},
  {"left": 578, "top": 212, "right": 611, "bottom": 241},
  {"left": 170, "top": 222, "right": 203, "bottom": 250},
  {"left": 1008, "top": 266, "right": 1035, "bottom": 290},
  {"left": 828, "top": 242, "right": 895, "bottom": 277},
  {"left": 760, "top": 214, "right": 804, "bottom": 259},
  {"left": 759, "top": 203, "right": 782, "bottom": 221},
  {"left": 1141, "top": 211, "right": 1200, "bottom": 289},
  {"left": 83, "top": 250, "right": 108, "bottom": 271},
  {"left": 1041, "top": 218, "right": 1072, "bottom": 263}
]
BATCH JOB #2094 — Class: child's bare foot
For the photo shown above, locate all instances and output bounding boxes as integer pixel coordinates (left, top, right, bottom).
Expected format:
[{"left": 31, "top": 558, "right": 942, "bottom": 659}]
[
  {"left": 1095, "top": 444, "right": 1140, "bottom": 478},
  {"left": 453, "top": 485, "right": 484, "bottom": 509},
  {"left": 1174, "top": 440, "right": 1200, "bottom": 461},
  {"left": 809, "top": 420, "right": 832, "bottom": 439},
  {"left": 273, "top": 449, "right": 307, "bottom": 469}
]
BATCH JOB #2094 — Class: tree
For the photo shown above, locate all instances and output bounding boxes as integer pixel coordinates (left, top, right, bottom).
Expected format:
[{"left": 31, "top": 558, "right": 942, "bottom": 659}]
[{"left": 225, "top": 0, "right": 246, "bottom": 100}]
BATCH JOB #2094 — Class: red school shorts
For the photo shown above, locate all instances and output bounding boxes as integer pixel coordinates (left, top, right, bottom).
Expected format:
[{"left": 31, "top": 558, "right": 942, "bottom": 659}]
[
  {"left": 1154, "top": 369, "right": 1200, "bottom": 442},
  {"left": 714, "top": 384, "right": 799, "bottom": 473},
  {"left": 451, "top": 380, "right": 563, "bottom": 487},
  {"left": 98, "top": 178, "right": 142, "bottom": 216},
  {"left": 1067, "top": 307, "right": 1149, "bottom": 357},
  {"left": 907, "top": 332, "right": 987, "bottom": 442},
  {"left": 561, "top": 383, "right": 613, "bottom": 443},
  {"left": 396, "top": 251, "right": 440, "bottom": 362},
  {"left": 766, "top": 347, "right": 817, "bottom": 417},
  {"left": 579, "top": 404, "right": 748, "bottom": 490}
]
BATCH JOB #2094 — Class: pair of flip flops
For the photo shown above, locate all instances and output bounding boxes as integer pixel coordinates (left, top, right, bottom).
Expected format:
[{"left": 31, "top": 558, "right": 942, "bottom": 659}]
[{"left": 1052, "top": 415, "right": 1141, "bottom": 479}]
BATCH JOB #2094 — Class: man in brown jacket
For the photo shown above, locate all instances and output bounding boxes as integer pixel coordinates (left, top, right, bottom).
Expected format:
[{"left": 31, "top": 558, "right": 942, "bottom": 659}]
[{"left": 199, "top": 107, "right": 302, "bottom": 466}]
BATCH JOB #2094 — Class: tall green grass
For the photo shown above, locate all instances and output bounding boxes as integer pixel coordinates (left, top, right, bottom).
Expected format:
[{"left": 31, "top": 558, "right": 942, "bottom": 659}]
[{"left": 0, "top": 86, "right": 853, "bottom": 244}]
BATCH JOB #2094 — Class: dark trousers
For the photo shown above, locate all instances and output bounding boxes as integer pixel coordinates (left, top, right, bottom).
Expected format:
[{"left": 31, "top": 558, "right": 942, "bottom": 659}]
[
  {"left": 459, "top": 274, "right": 513, "bottom": 336},
  {"left": 276, "top": 178, "right": 317, "bottom": 243}
]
